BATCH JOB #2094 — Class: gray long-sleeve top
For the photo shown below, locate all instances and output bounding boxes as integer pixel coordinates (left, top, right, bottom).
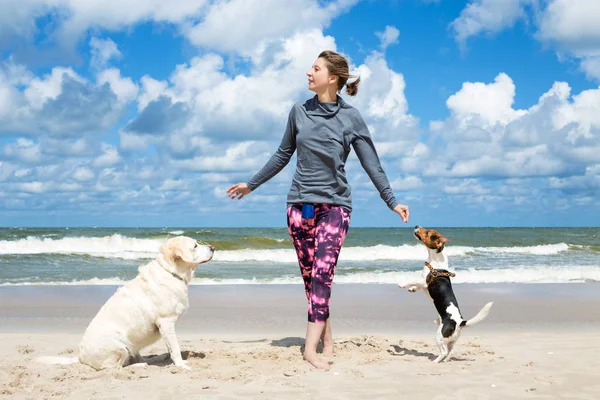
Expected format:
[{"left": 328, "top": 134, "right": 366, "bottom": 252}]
[{"left": 247, "top": 95, "right": 399, "bottom": 212}]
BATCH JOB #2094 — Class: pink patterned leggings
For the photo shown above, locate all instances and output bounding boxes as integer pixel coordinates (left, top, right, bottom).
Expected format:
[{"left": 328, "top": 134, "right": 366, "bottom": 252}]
[{"left": 287, "top": 204, "right": 351, "bottom": 323}]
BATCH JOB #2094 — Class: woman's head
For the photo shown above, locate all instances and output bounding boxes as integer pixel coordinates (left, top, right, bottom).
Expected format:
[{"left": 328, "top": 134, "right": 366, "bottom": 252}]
[{"left": 306, "top": 50, "right": 360, "bottom": 97}]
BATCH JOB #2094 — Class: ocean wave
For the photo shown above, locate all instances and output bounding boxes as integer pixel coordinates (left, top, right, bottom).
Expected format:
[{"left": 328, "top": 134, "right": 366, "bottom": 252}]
[
  {"left": 0, "top": 235, "right": 162, "bottom": 259},
  {"left": 212, "top": 243, "right": 572, "bottom": 262},
  {"left": 464, "top": 243, "right": 570, "bottom": 255},
  {"left": 2, "top": 266, "right": 599, "bottom": 286},
  {"left": 0, "top": 277, "right": 128, "bottom": 286},
  {"left": 0, "top": 235, "right": 577, "bottom": 260}
]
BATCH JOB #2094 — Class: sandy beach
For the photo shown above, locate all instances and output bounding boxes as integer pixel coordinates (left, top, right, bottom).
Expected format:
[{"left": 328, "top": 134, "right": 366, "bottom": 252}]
[{"left": 1, "top": 283, "right": 599, "bottom": 399}]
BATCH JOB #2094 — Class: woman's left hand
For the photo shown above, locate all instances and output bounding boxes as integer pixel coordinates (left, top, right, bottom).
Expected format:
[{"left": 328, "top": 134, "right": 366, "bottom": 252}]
[{"left": 393, "top": 204, "right": 410, "bottom": 224}]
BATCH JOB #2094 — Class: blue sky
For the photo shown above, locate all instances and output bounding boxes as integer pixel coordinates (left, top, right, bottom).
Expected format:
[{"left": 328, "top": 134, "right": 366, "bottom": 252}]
[{"left": 0, "top": 0, "right": 599, "bottom": 228}]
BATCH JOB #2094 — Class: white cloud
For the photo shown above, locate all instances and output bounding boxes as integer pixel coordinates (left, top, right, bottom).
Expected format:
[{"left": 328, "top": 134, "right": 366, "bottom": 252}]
[
  {"left": 375, "top": 26, "right": 400, "bottom": 50},
  {"left": 0, "top": 62, "right": 132, "bottom": 137},
  {"left": 451, "top": 0, "right": 534, "bottom": 46},
  {"left": 3, "top": 139, "right": 42, "bottom": 164},
  {"left": 138, "top": 76, "right": 169, "bottom": 110},
  {"left": 0, "top": 161, "right": 15, "bottom": 181},
  {"left": 24, "top": 67, "right": 83, "bottom": 109},
  {"left": 119, "top": 131, "right": 149, "bottom": 152},
  {"left": 14, "top": 169, "right": 31, "bottom": 178},
  {"left": 453, "top": 0, "right": 600, "bottom": 81},
  {"left": 0, "top": 0, "right": 357, "bottom": 61},
  {"left": 390, "top": 175, "right": 423, "bottom": 191},
  {"left": 443, "top": 179, "right": 490, "bottom": 195},
  {"left": 185, "top": 0, "right": 357, "bottom": 57},
  {"left": 0, "top": 0, "right": 48, "bottom": 43},
  {"left": 73, "top": 167, "right": 95, "bottom": 182},
  {"left": 158, "top": 179, "right": 187, "bottom": 191},
  {"left": 93, "top": 145, "right": 122, "bottom": 168},
  {"left": 97, "top": 68, "right": 139, "bottom": 104},
  {"left": 201, "top": 173, "right": 232, "bottom": 183},
  {"left": 536, "top": 0, "right": 600, "bottom": 80},
  {"left": 537, "top": 0, "right": 600, "bottom": 52},
  {"left": 0, "top": 0, "right": 210, "bottom": 48},
  {"left": 175, "top": 141, "right": 268, "bottom": 172},
  {"left": 89, "top": 37, "right": 121, "bottom": 69},
  {"left": 423, "top": 73, "right": 600, "bottom": 188},
  {"left": 18, "top": 181, "right": 46, "bottom": 193},
  {"left": 0, "top": 73, "right": 21, "bottom": 119},
  {"left": 446, "top": 73, "right": 526, "bottom": 126}
]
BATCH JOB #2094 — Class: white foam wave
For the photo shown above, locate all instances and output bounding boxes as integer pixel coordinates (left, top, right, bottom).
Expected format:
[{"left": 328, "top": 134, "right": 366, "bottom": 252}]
[
  {"left": 466, "top": 243, "right": 570, "bottom": 255},
  {"left": 0, "top": 235, "right": 574, "bottom": 261},
  {"left": 2, "top": 266, "right": 599, "bottom": 286},
  {"left": 213, "top": 245, "right": 452, "bottom": 263},
  {"left": 0, "top": 235, "right": 162, "bottom": 259},
  {"left": 212, "top": 243, "right": 571, "bottom": 262},
  {"left": 335, "top": 266, "right": 600, "bottom": 284},
  {"left": 0, "top": 277, "right": 128, "bottom": 286}
]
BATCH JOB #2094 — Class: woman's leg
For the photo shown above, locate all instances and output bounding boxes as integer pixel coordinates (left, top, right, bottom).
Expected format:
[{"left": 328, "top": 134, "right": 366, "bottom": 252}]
[
  {"left": 321, "top": 318, "right": 333, "bottom": 356},
  {"left": 287, "top": 205, "right": 315, "bottom": 302},
  {"left": 305, "top": 205, "right": 350, "bottom": 367},
  {"left": 287, "top": 205, "right": 328, "bottom": 369}
]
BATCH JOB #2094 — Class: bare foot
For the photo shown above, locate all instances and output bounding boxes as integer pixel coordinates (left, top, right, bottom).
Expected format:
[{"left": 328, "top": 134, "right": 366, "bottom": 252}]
[{"left": 303, "top": 351, "right": 330, "bottom": 370}]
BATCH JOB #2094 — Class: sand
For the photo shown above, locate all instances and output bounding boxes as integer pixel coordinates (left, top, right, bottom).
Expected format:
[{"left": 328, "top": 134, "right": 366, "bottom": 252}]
[{"left": 1, "top": 283, "right": 599, "bottom": 399}]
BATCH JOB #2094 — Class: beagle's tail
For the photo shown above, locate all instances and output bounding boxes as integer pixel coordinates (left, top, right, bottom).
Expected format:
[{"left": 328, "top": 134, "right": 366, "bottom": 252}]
[
  {"left": 461, "top": 302, "right": 493, "bottom": 327},
  {"left": 34, "top": 356, "right": 79, "bottom": 365}
]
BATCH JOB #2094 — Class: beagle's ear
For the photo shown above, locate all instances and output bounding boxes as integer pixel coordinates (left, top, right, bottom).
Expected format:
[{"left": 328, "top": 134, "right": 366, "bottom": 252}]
[{"left": 437, "top": 236, "right": 449, "bottom": 249}]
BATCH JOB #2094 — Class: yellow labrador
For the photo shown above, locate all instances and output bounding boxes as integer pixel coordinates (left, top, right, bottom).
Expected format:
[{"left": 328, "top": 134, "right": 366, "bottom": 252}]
[{"left": 37, "top": 236, "right": 214, "bottom": 370}]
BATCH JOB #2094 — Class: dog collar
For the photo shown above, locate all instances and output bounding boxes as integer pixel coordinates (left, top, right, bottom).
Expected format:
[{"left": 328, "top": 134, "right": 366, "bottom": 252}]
[
  {"left": 425, "top": 262, "right": 455, "bottom": 285},
  {"left": 164, "top": 269, "right": 185, "bottom": 282},
  {"left": 157, "top": 258, "right": 185, "bottom": 282}
]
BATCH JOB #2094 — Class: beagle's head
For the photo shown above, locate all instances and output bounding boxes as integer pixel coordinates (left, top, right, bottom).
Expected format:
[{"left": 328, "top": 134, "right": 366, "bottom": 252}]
[{"left": 413, "top": 225, "right": 449, "bottom": 253}]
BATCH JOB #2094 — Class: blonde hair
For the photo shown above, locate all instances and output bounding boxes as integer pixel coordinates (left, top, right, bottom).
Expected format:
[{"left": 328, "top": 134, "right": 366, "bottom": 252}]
[{"left": 318, "top": 50, "right": 360, "bottom": 96}]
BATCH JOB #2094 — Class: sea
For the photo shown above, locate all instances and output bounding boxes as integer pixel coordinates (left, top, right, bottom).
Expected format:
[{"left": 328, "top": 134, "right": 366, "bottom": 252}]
[{"left": 0, "top": 227, "right": 598, "bottom": 286}]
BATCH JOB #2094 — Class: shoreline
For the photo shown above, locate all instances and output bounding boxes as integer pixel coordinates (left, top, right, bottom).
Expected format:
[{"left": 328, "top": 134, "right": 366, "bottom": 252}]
[{"left": 2, "top": 283, "right": 600, "bottom": 335}]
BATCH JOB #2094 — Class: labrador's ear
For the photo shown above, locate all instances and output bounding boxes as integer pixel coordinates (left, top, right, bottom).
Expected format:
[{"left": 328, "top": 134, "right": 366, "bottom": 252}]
[
  {"left": 172, "top": 242, "right": 195, "bottom": 264},
  {"left": 162, "top": 238, "right": 194, "bottom": 264}
]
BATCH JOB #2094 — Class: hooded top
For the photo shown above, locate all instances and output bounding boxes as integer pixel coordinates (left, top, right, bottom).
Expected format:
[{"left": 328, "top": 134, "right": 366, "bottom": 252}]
[{"left": 247, "top": 95, "right": 399, "bottom": 212}]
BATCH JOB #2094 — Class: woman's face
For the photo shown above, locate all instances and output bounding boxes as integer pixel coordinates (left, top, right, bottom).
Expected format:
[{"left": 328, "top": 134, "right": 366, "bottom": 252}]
[{"left": 307, "top": 57, "right": 335, "bottom": 93}]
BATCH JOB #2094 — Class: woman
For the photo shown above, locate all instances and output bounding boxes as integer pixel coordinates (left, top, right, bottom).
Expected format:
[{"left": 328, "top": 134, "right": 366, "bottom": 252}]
[{"left": 227, "top": 50, "right": 409, "bottom": 370}]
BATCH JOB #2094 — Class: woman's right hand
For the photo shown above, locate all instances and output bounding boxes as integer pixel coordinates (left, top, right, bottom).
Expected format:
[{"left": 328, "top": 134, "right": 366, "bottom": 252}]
[
  {"left": 227, "top": 183, "right": 252, "bottom": 200},
  {"left": 393, "top": 203, "right": 410, "bottom": 224}
]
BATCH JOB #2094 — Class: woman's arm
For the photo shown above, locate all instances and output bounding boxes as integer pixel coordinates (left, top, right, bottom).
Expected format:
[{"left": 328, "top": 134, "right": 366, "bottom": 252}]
[
  {"left": 227, "top": 106, "right": 297, "bottom": 199},
  {"left": 351, "top": 111, "right": 409, "bottom": 222}
]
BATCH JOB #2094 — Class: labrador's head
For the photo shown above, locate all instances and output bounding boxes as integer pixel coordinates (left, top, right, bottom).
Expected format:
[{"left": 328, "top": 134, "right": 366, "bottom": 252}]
[{"left": 161, "top": 236, "right": 214, "bottom": 270}]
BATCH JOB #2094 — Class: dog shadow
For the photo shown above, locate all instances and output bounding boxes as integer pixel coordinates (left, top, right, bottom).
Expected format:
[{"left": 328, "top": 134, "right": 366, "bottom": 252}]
[
  {"left": 388, "top": 344, "right": 471, "bottom": 362},
  {"left": 388, "top": 344, "right": 436, "bottom": 360},
  {"left": 181, "top": 350, "right": 207, "bottom": 360},
  {"left": 137, "top": 350, "right": 207, "bottom": 366}
]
